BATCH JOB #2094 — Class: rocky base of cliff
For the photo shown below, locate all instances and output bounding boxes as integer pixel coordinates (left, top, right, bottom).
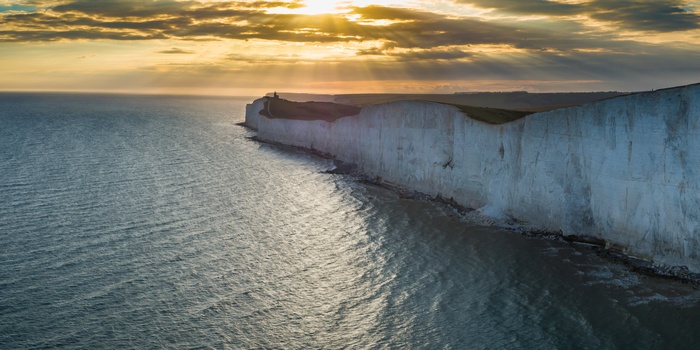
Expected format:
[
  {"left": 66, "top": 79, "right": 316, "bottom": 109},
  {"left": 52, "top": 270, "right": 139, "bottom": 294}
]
[{"left": 246, "top": 132, "right": 700, "bottom": 283}]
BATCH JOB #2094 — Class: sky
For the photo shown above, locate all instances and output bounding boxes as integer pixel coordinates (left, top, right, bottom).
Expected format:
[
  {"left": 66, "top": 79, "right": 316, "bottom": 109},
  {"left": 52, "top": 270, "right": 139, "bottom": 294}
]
[{"left": 1, "top": 0, "right": 700, "bottom": 96}]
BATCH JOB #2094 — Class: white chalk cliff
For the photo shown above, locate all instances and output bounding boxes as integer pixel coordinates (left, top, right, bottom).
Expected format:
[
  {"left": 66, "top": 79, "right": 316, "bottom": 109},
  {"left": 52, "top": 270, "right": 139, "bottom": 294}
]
[{"left": 245, "top": 84, "right": 700, "bottom": 273}]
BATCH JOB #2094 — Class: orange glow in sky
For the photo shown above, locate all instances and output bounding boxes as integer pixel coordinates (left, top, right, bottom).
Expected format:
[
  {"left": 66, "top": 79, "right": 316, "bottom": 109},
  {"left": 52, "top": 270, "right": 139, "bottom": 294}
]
[{"left": 1, "top": 0, "right": 700, "bottom": 95}]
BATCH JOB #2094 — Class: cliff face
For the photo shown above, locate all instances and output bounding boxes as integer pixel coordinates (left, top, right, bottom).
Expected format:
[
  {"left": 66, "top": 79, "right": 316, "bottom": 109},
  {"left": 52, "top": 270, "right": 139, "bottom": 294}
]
[
  {"left": 245, "top": 84, "right": 700, "bottom": 272},
  {"left": 244, "top": 98, "right": 266, "bottom": 130}
]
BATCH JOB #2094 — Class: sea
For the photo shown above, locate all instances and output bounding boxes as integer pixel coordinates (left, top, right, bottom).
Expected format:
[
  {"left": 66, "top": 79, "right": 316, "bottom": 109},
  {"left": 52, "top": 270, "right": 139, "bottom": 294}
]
[{"left": 1, "top": 93, "right": 700, "bottom": 349}]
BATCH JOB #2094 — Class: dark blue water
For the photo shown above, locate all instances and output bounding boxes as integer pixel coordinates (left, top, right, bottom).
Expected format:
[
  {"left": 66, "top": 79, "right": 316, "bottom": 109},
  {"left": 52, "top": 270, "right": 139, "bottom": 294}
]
[{"left": 1, "top": 93, "right": 700, "bottom": 349}]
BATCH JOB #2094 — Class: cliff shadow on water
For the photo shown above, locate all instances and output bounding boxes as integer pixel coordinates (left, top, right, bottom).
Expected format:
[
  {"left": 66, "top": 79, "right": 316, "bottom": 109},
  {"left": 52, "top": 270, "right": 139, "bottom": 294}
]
[{"left": 243, "top": 83, "right": 700, "bottom": 281}]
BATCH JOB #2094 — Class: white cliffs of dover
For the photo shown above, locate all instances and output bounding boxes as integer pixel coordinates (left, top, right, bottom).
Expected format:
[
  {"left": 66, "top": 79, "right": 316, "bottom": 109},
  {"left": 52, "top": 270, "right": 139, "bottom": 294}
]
[{"left": 244, "top": 84, "right": 700, "bottom": 274}]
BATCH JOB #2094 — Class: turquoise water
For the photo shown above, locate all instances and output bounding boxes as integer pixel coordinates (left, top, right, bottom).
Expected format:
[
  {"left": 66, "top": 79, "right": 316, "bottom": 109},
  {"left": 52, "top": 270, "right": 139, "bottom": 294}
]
[{"left": 1, "top": 93, "right": 699, "bottom": 349}]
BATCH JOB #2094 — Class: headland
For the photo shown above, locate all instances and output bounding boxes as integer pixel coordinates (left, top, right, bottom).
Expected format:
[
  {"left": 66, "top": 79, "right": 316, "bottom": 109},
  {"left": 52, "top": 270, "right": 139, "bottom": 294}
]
[{"left": 244, "top": 84, "right": 700, "bottom": 279}]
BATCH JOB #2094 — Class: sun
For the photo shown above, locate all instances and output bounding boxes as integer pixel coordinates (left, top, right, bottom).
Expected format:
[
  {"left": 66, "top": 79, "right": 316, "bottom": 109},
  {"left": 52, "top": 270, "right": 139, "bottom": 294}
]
[
  {"left": 299, "top": 0, "right": 344, "bottom": 14},
  {"left": 268, "top": 0, "right": 400, "bottom": 15}
]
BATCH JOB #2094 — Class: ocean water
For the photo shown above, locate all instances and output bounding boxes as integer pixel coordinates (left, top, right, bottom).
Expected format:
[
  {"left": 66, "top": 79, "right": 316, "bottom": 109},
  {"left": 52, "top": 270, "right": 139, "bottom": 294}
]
[{"left": 1, "top": 93, "right": 700, "bottom": 349}]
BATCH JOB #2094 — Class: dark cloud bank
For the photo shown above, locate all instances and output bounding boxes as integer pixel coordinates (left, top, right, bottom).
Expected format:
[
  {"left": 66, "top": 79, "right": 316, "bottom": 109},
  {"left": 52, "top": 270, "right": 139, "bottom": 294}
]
[
  {"left": 2, "top": 0, "right": 699, "bottom": 89},
  {"left": 2, "top": 0, "right": 698, "bottom": 44}
]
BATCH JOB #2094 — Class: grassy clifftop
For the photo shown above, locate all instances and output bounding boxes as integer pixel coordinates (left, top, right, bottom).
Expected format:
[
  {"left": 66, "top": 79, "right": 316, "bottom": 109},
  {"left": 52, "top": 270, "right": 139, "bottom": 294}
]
[
  {"left": 261, "top": 96, "right": 532, "bottom": 125},
  {"left": 446, "top": 104, "right": 532, "bottom": 124},
  {"left": 260, "top": 97, "right": 361, "bottom": 122}
]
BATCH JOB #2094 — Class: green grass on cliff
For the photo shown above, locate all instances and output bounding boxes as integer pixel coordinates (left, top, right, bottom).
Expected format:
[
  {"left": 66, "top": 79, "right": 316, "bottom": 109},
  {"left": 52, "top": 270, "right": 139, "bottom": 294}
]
[
  {"left": 446, "top": 103, "right": 533, "bottom": 124},
  {"left": 260, "top": 96, "right": 531, "bottom": 125},
  {"left": 261, "top": 97, "right": 361, "bottom": 122}
]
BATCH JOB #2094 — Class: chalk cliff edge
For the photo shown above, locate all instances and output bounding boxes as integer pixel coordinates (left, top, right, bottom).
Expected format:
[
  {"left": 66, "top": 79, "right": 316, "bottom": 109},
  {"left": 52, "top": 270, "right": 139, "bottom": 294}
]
[{"left": 244, "top": 84, "right": 700, "bottom": 275}]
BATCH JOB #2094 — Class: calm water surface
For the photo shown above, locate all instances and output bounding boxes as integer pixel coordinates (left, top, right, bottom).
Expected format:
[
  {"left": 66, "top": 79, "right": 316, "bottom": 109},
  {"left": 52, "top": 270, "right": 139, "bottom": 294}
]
[{"left": 1, "top": 93, "right": 700, "bottom": 349}]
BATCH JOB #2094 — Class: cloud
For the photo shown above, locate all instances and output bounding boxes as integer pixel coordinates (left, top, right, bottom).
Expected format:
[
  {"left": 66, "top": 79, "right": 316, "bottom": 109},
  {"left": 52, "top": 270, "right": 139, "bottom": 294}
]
[
  {"left": 452, "top": 0, "right": 582, "bottom": 16},
  {"left": 0, "top": 29, "right": 167, "bottom": 41},
  {"left": 348, "top": 44, "right": 700, "bottom": 88},
  {"left": 49, "top": 0, "right": 302, "bottom": 17},
  {"left": 0, "top": 1, "right": 363, "bottom": 43},
  {"left": 0, "top": 1, "right": 640, "bottom": 60},
  {"left": 49, "top": 0, "right": 303, "bottom": 19},
  {"left": 1, "top": 0, "right": 699, "bottom": 81},
  {"left": 454, "top": 0, "right": 700, "bottom": 32},
  {"left": 588, "top": 0, "right": 700, "bottom": 32},
  {"left": 349, "top": 4, "right": 444, "bottom": 21},
  {"left": 50, "top": 0, "right": 195, "bottom": 17},
  {"left": 156, "top": 47, "right": 195, "bottom": 54},
  {"left": 358, "top": 47, "right": 473, "bottom": 61},
  {"left": 344, "top": 6, "right": 626, "bottom": 53},
  {"left": 225, "top": 52, "right": 302, "bottom": 63},
  {"left": 394, "top": 49, "right": 473, "bottom": 61}
]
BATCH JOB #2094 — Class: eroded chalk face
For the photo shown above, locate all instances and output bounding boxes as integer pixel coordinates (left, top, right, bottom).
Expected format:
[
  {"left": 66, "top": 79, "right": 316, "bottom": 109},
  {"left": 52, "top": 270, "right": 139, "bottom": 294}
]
[{"left": 248, "top": 84, "right": 700, "bottom": 275}]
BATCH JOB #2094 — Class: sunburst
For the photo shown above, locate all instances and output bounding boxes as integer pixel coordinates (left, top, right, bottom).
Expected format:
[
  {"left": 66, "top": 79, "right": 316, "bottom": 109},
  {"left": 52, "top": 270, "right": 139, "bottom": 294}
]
[{"left": 298, "top": 0, "right": 343, "bottom": 15}]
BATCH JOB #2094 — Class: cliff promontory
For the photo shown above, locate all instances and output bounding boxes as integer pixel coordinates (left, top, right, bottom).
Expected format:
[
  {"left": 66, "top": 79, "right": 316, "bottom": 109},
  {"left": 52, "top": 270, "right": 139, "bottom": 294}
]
[{"left": 245, "top": 84, "right": 700, "bottom": 275}]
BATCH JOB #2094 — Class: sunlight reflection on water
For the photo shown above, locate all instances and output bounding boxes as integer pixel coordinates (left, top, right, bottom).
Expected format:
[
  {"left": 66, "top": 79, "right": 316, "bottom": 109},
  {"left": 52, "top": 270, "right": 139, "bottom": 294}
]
[{"left": 1, "top": 93, "right": 700, "bottom": 349}]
